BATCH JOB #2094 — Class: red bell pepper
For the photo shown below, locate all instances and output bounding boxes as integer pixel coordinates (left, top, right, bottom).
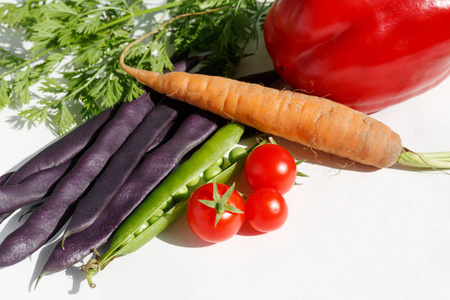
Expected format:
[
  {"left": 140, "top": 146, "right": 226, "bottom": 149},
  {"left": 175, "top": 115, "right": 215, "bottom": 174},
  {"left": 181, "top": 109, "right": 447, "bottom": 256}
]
[{"left": 263, "top": 0, "right": 450, "bottom": 113}]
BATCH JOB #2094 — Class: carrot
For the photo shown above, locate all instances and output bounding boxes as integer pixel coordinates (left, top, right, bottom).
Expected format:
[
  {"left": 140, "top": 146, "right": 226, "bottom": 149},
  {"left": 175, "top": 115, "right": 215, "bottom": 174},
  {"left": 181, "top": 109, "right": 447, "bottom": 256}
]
[{"left": 119, "top": 10, "right": 450, "bottom": 170}]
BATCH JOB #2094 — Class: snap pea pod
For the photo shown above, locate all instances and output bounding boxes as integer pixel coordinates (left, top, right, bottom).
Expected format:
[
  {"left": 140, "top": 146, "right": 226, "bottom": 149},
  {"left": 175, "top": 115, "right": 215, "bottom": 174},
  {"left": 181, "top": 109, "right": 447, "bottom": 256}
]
[
  {"left": 92, "top": 139, "right": 267, "bottom": 283},
  {"left": 103, "top": 158, "right": 244, "bottom": 266},
  {"left": 104, "top": 141, "right": 263, "bottom": 269},
  {"left": 85, "top": 138, "right": 266, "bottom": 288},
  {"left": 96, "top": 123, "right": 245, "bottom": 268}
]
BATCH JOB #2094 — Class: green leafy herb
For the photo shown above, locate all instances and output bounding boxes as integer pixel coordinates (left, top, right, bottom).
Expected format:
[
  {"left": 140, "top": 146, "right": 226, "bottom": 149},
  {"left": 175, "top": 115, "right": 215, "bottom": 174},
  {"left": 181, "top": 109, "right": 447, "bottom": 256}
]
[{"left": 0, "top": 0, "right": 271, "bottom": 134}]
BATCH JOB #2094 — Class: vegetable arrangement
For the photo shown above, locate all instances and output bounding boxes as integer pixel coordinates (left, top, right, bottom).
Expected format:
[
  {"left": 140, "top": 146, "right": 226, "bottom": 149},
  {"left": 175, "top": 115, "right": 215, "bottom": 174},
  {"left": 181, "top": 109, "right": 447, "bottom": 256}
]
[
  {"left": 0, "top": 89, "right": 236, "bottom": 280},
  {"left": 0, "top": 49, "right": 285, "bottom": 287},
  {"left": 0, "top": 92, "right": 155, "bottom": 267},
  {"left": 118, "top": 10, "right": 450, "bottom": 170},
  {"left": 0, "top": 0, "right": 449, "bottom": 294},
  {"left": 39, "top": 106, "right": 228, "bottom": 286},
  {"left": 263, "top": 0, "right": 450, "bottom": 113},
  {"left": 79, "top": 123, "right": 249, "bottom": 283},
  {"left": 186, "top": 142, "right": 298, "bottom": 243}
]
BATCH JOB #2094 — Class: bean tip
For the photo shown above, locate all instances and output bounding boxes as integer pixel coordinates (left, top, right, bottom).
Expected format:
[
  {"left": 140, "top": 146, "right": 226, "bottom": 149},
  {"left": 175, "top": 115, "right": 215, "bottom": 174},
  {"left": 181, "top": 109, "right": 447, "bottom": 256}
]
[{"left": 34, "top": 274, "right": 43, "bottom": 291}]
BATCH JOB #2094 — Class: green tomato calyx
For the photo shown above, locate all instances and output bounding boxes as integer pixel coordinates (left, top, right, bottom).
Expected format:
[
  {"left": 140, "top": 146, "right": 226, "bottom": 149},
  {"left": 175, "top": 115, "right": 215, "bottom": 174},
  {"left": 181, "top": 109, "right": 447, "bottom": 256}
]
[{"left": 198, "top": 180, "right": 243, "bottom": 226}]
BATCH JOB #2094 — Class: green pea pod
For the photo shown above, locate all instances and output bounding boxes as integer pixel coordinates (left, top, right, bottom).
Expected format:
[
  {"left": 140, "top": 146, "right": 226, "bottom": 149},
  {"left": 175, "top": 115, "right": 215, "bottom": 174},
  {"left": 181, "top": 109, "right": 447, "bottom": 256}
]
[
  {"left": 101, "top": 149, "right": 249, "bottom": 267},
  {"left": 98, "top": 122, "right": 245, "bottom": 266}
]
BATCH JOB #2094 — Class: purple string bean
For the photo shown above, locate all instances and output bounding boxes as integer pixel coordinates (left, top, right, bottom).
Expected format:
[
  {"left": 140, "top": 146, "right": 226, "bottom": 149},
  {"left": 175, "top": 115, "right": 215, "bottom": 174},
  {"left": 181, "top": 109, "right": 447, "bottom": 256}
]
[
  {"left": 0, "top": 93, "right": 154, "bottom": 267},
  {"left": 38, "top": 110, "right": 221, "bottom": 278},
  {"left": 0, "top": 172, "right": 13, "bottom": 186},
  {"left": 0, "top": 160, "right": 73, "bottom": 215},
  {"left": 61, "top": 104, "right": 178, "bottom": 243},
  {"left": 4, "top": 107, "right": 116, "bottom": 186}
]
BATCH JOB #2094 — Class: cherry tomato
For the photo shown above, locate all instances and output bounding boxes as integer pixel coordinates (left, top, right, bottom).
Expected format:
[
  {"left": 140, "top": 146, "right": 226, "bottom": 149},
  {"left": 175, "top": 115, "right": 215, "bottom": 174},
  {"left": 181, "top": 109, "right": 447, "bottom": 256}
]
[
  {"left": 187, "top": 182, "right": 245, "bottom": 243},
  {"left": 244, "top": 144, "right": 296, "bottom": 194},
  {"left": 245, "top": 188, "right": 288, "bottom": 232}
]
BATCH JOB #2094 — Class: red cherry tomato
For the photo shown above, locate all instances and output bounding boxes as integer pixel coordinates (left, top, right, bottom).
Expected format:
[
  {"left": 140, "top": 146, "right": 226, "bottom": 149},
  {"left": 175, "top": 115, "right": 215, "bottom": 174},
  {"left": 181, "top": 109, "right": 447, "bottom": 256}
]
[
  {"left": 187, "top": 182, "right": 245, "bottom": 243},
  {"left": 245, "top": 188, "right": 288, "bottom": 233},
  {"left": 244, "top": 144, "right": 296, "bottom": 194}
]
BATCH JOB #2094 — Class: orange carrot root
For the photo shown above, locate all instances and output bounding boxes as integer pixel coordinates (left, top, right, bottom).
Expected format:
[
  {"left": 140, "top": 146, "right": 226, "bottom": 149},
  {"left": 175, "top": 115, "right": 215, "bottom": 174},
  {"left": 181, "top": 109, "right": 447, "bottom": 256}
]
[{"left": 122, "top": 65, "right": 403, "bottom": 168}]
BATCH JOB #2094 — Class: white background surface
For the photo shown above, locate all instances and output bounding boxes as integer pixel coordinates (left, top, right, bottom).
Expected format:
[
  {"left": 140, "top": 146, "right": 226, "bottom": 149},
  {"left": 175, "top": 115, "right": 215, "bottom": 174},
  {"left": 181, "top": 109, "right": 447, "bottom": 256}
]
[{"left": 1, "top": 1, "right": 450, "bottom": 299}]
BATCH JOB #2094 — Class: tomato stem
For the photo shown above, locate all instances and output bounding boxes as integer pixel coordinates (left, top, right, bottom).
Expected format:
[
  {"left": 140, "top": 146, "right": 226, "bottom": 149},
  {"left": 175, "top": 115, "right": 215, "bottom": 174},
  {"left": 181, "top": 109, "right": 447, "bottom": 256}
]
[
  {"left": 268, "top": 136, "right": 277, "bottom": 144},
  {"left": 197, "top": 180, "right": 243, "bottom": 226}
]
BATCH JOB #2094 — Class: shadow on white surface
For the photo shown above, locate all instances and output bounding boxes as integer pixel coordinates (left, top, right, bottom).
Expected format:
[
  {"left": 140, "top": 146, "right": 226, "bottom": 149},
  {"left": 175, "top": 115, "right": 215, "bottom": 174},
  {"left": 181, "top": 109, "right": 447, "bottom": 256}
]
[{"left": 157, "top": 214, "right": 213, "bottom": 248}]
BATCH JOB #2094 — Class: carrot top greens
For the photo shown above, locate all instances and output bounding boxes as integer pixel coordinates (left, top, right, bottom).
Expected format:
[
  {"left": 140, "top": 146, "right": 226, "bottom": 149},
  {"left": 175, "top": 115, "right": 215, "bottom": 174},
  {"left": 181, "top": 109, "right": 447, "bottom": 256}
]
[{"left": 0, "top": 0, "right": 270, "bottom": 134}]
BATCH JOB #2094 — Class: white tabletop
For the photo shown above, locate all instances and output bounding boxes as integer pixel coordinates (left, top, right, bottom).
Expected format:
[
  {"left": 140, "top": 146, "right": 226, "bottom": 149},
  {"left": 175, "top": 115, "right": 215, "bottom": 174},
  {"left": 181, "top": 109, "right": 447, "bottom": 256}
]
[{"left": 1, "top": 4, "right": 450, "bottom": 299}]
